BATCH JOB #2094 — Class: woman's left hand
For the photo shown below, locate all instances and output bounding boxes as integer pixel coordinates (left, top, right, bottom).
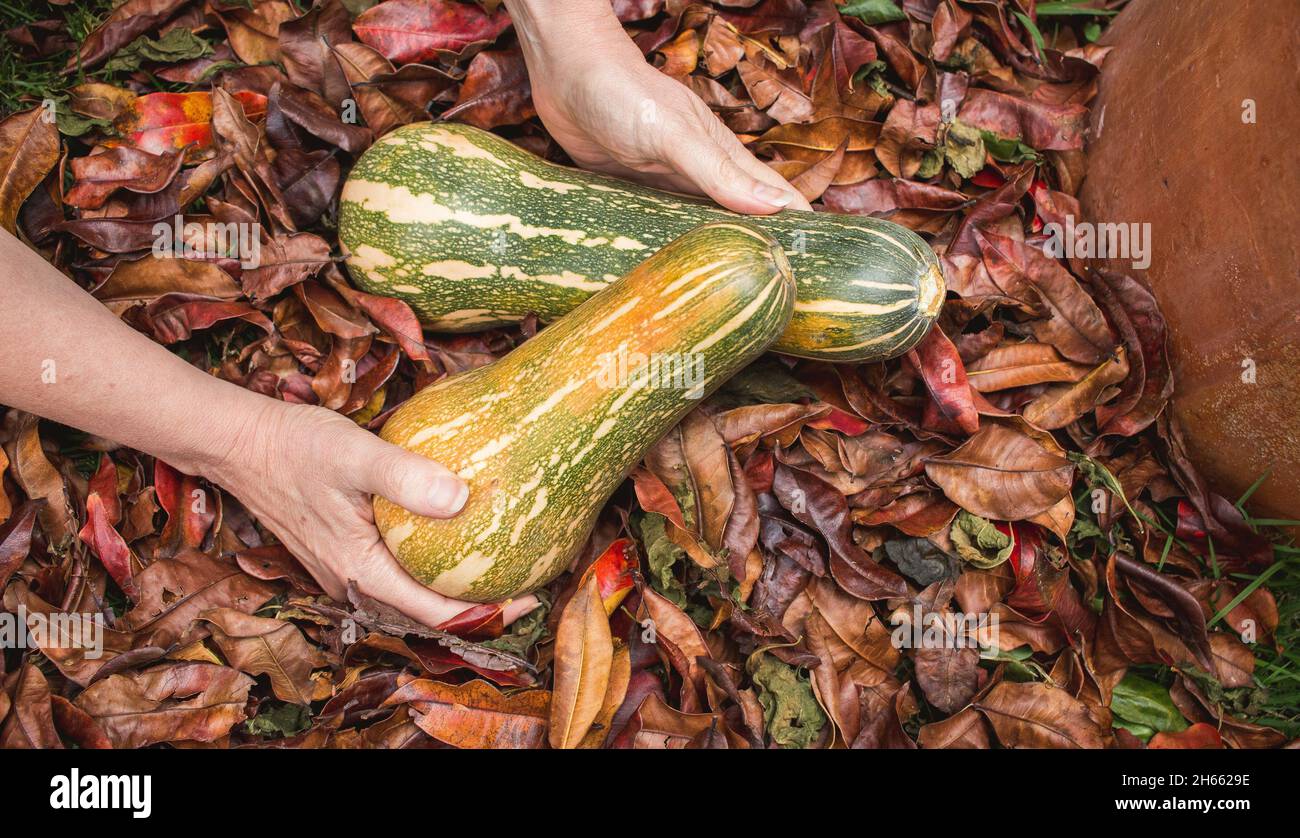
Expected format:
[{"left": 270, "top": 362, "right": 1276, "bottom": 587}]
[{"left": 507, "top": 0, "right": 812, "bottom": 215}]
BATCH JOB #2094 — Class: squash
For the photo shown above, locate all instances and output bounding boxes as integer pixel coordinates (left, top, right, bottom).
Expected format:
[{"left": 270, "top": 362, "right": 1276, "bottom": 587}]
[
  {"left": 339, "top": 121, "right": 943, "bottom": 362},
  {"left": 375, "top": 222, "right": 795, "bottom": 601}
]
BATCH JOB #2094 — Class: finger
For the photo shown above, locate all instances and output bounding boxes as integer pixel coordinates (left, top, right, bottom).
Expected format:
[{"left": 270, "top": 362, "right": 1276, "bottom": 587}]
[
  {"left": 356, "top": 542, "right": 544, "bottom": 628},
  {"left": 503, "top": 594, "right": 542, "bottom": 625},
  {"left": 353, "top": 434, "right": 468, "bottom": 518},
  {"left": 356, "top": 543, "right": 485, "bottom": 626},
  {"left": 660, "top": 124, "right": 801, "bottom": 215},
  {"left": 723, "top": 141, "right": 815, "bottom": 212}
]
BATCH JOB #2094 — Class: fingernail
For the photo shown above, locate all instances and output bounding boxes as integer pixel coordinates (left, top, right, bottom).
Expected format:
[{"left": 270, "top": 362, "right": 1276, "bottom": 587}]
[
  {"left": 429, "top": 478, "right": 469, "bottom": 514},
  {"left": 754, "top": 183, "right": 794, "bottom": 207}
]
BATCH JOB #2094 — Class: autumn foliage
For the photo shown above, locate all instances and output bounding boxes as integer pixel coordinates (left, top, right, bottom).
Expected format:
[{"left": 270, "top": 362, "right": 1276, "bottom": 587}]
[{"left": 0, "top": 0, "right": 1291, "bottom": 749}]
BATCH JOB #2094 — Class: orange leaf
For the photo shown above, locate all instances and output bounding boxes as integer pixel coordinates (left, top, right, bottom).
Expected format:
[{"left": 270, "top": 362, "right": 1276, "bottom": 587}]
[
  {"left": 113, "top": 91, "right": 267, "bottom": 156},
  {"left": 383, "top": 678, "right": 549, "bottom": 749},
  {"left": 549, "top": 574, "right": 613, "bottom": 749}
]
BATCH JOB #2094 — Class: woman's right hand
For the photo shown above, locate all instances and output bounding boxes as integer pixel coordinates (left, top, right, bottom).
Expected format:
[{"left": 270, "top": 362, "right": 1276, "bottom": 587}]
[{"left": 208, "top": 399, "right": 539, "bottom": 628}]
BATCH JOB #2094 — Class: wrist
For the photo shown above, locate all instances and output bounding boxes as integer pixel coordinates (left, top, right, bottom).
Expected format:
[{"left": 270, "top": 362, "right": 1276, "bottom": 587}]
[
  {"left": 168, "top": 383, "right": 285, "bottom": 486},
  {"left": 506, "top": 0, "right": 639, "bottom": 71}
]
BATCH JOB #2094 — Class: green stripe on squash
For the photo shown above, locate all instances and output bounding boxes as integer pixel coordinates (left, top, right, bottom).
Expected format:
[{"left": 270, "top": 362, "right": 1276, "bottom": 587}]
[
  {"left": 339, "top": 121, "right": 943, "bottom": 362},
  {"left": 375, "top": 222, "right": 795, "bottom": 601}
]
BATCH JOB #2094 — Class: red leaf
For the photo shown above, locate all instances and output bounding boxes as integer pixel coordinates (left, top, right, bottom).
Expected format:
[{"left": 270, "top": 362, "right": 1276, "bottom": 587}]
[
  {"left": 1149, "top": 722, "right": 1224, "bottom": 749},
  {"left": 806, "top": 405, "right": 871, "bottom": 436},
  {"left": 114, "top": 90, "right": 267, "bottom": 157},
  {"left": 435, "top": 602, "right": 505, "bottom": 640},
  {"left": 88, "top": 454, "right": 121, "bottom": 526},
  {"left": 582, "top": 538, "right": 637, "bottom": 615},
  {"left": 154, "top": 460, "right": 215, "bottom": 556},
  {"left": 78, "top": 493, "right": 136, "bottom": 598},
  {"left": 907, "top": 326, "right": 979, "bottom": 435},
  {"left": 353, "top": 0, "right": 512, "bottom": 64}
]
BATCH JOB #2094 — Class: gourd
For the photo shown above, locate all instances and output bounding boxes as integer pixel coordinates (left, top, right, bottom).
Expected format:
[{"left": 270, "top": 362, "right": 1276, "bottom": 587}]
[
  {"left": 339, "top": 121, "right": 943, "bottom": 363},
  {"left": 374, "top": 223, "right": 795, "bottom": 601}
]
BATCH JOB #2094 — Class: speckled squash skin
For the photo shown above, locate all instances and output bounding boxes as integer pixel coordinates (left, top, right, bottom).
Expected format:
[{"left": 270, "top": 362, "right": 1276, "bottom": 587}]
[
  {"left": 339, "top": 121, "right": 943, "bottom": 362},
  {"left": 374, "top": 223, "right": 795, "bottom": 601}
]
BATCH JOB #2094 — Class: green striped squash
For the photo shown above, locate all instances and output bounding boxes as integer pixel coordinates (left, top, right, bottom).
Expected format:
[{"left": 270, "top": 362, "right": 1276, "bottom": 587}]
[
  {"left": 375, "top": 222, "right": 794, "bottom": 601},
  {"left": 339, "top": 122, "right": 943, "bottom": 362}
]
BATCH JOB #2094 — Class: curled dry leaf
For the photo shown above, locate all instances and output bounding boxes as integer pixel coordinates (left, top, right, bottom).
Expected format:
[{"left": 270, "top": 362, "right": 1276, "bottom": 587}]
[
  {"left": 924, "top": 422, "right": 1074, "bottom": 521},
  {"left": 383, "top": 678, "right": 550, "bottom": 749},
  {"left": 0, "top": 107, "right": 60, "bottom": 235},
  {"left": 75, "top": 662, "right": 256, "bottom": 749},
  {"left": 353, "top": 0, "right": 512, "bottom": 64},
  {"left": 976, "top": 680, "right": 1107, "bottom": 748},
  {"left": 549, "top": 574, "right": 614, "bottom": 749},
  {"left": 201, "top": 608, "right": 326, "bottom": 705}
]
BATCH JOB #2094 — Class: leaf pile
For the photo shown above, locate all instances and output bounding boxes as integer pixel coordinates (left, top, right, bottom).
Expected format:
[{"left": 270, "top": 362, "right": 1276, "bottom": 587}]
[{"left": 0, "top": 0, "right": 1294, "bottom": 749}]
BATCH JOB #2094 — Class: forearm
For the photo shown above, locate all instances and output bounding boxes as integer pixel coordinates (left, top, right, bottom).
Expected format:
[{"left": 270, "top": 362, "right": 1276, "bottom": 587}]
[{"left": 0, "top": 228, "right": 269, "bottom": 477}]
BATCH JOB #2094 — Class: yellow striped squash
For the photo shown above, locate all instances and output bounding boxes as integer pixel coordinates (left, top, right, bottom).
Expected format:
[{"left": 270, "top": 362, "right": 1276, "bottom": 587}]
[{"left": 375, "top": 223, "right": 795, "bottom": 601}]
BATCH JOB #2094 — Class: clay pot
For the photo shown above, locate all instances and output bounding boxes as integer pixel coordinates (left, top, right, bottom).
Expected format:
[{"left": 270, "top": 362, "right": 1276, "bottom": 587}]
[{"left": 1078, "top": 0, "right": 1299, "bottom": 519}]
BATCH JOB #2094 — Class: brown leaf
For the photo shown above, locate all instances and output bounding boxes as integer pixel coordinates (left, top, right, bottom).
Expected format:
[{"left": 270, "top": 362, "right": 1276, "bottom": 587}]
[
  {"left": 640, "top": 586, "right": 712, "bottom": 708},
  {"left": 924, "top": 422, "right": 1074, "bottom": 521},
  {"left": 1022, "top": 346, "right": 1129, "bottom": 429},
  {"left": 681, "top": 410, "right": 735, "bottom": 553},
  {"left": 625, "top": 692, "right": 745, "bottom": 749},
  {"left": 918, "top": 706, "right": 991, "bottom": 749},
  {"left": 278, "top": 0, "right": 355, "bottom": 98},
  {"left": 908, "top": 325, "right": 979, "bottom": 435},
  {"left": 737, "top": 54, "right": 814, "bottom": 123},
  {"left": 122, "top": 549, "right": 279, "bottom": 647},
  {"left": 1090, "top": 270, "right": 1173, "bottom": 438},
  {"left": 576, "top": 640, "right": 632, "bottom": 749},
  {"left": 138, "top": 293, "right": 275, "bottom": 344},
  {"left": 271, "top": 83, "right": 373, "bottom": 153},
  {"left": 957, "top": 88, "right": 1088, "bottom": 151},
  {"left": 217, "top": 0, "right": 298, "bottom": 65},
  {"left": 442, "top": 49, "right": 535, "bottom": 129},
  {"left": 78, "top": 492, "right": 136, "bottom": 597},
  {"left": 241, "top": 233, "right": 333, "bottom": 300},
  {"left": 75, "top": 662, "right": 255, "bottom": 748},
  {"left": 49, "top": 695, "right": 113, "bottom": 749},
  {"left": 978, "top": 230, "right": 1116, "bottom": 364},
  {"left": 92, "top": 257, "right": 243, "bottom": 312},
  {"left": 850, "top": 680, "right": 918, "bottom": 749},
  {"left": 3, "top": 581, "right": 135, "bottom": 686},
  {"left": 0, "top": 501, "right": 39, "bottom": 591},
  {"left": 0, "top": 664, "right": 63, "bottom": 749},
  {"left": 201, "top": 608, "right": 325, "bottom": 705},
  {"left": 966, "top": 342, "right": 1090, "bottom": 392},
  {"left": 548, "top": 574, "right": 614, "bottom": 749},
  {"left": 976, "top": 680, "right": 1106, "bottom": 748},
  {"left": 332, "top": 44, "right": 454, "bottom": 136},
  {"left": 65, "top": 146, "right": 184, "bottom": 210},
  {"left": 383, "top": 678, "right": 549, "bottom": 749},
  {"left": 773, "top": 463, "right": 907, "bottom": 599},
  {"left": 0, "top": 107, "right": 59, "bottom": 235},
  {"left": 914, "top": 642, "right": 980, "bottom": 715},
  {"left": 3, "top": 412, "right": 74, "bottom": 542},
  {"left": 63, "top": 0, "right": 190, "bottom": 72}
]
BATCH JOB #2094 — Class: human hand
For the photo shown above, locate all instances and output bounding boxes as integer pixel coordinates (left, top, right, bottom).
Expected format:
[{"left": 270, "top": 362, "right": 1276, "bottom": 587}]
[
  {"left": 209, "top": 399, "right": 539, "bottom": 628},
  {"left": 508, "top": 1, "right": 812, "bottom": 214}
]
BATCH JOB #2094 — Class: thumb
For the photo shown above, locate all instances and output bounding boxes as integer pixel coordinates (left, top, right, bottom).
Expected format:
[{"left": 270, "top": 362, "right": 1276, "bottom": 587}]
[
  {"left": 664, "top": 132, "right": 800, "bottom": 215},
  {"left": 357, "top": 437, "right": 468, "bottom": 518}
]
